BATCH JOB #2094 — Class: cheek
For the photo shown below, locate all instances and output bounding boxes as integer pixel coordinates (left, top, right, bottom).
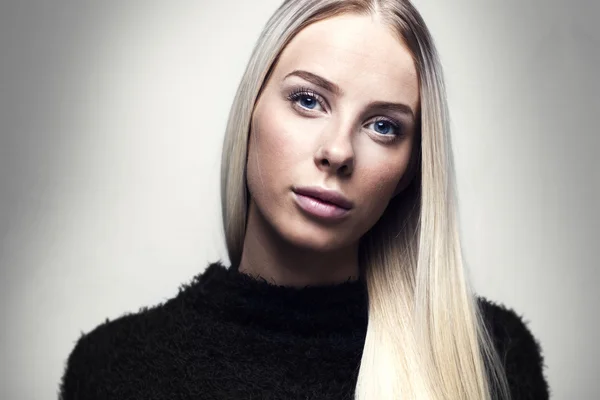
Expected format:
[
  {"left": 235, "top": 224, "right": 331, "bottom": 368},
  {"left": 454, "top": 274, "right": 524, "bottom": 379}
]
[
  {"left": 251, "top": 101, "right": 315, "bottom": 167},
  {"left": 356, "top": 143, "right": 413, "bottom": 215},
  {"left": 247, "top": 103, "right": 306, "bottom": 197},
  {"left": 361, "top": 169, "right": 397, "bottom": 208}
]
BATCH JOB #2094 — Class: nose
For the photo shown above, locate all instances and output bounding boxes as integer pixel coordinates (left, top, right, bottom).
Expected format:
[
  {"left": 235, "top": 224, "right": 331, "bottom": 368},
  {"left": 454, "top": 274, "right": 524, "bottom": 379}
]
[{"left": 314, "top": 121, "right": 355, "bottom": 177}]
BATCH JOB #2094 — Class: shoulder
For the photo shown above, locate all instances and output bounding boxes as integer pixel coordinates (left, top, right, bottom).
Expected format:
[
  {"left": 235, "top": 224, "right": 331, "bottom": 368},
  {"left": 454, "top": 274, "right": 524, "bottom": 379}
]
[
  {"left": 58, "top": 303, "right": 168, "bottom": 399},
  {"left": 477, "top": 297, "right": 551, "bottom": 399},
  {"left": 58, "top": 271, "right": 208, "bottom": 400}
]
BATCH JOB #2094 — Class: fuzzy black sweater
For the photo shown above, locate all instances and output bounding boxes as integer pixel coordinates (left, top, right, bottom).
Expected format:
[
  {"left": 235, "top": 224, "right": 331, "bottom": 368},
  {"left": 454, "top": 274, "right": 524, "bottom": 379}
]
[{"left": 58, "top": 261, "right": 549, "bottom": 399}]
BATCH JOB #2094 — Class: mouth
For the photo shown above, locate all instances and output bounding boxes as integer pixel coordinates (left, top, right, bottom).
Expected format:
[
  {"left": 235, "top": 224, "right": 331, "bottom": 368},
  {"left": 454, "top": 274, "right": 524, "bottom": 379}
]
[
  {"left": 291, "top": 186, "right": 353, "bottom": 221},
  {"left": 293, "top": 192, "right": 351, "bottom": 221},
  {"left": 292, "top": 186, "right": 354, "bottom": 210}
]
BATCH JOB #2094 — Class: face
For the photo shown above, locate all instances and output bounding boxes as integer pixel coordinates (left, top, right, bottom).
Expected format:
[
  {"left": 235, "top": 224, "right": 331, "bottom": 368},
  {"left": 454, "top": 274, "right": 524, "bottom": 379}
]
[{"left": 246, "top": 13, "right": 420, "bottom": 252}]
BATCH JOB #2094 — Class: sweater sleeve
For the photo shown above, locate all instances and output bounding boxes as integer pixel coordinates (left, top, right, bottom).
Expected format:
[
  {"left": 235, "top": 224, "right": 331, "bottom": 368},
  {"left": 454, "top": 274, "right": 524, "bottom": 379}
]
[
  {"left": 58, "top": 330, "right": 97, "bottom": 400},
  {"left": 478, "top": 298, "right": 550, "bottom": 400},
  {"left": 57, "top": 302, "right": 177, "bottom": 400},
  {"left": 58, "top": 317, "right": 125, "bottom": 400}
]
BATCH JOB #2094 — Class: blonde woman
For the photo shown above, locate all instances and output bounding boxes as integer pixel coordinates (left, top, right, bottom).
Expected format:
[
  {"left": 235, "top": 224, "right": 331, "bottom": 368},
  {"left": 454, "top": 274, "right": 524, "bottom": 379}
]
[{"left": 59, "top": 1, "right": 549, "bottom": 399}]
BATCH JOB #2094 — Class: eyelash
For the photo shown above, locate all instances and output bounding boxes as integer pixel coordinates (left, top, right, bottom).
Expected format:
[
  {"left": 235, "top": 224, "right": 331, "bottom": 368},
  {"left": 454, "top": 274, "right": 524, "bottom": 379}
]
[
  {"left": 286, "top": 87, "right": 404, "bottom": 141},
  {"left": 287, "top": 86, "right": 327, "bottom": 109}
]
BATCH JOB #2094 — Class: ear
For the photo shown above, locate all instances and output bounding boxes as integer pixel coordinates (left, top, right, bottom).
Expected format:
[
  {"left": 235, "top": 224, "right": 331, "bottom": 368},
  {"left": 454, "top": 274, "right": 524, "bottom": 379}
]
[{"left": 392, "top": 133, "right": 420, "bottom": 197}]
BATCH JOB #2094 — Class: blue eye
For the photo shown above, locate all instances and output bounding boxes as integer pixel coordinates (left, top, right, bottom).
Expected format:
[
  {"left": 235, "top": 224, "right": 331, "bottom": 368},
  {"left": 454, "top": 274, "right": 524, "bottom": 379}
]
[
  {"left": 299, "top": 95, "right": 317, "bottom": 109},
  {"left": 375, "top": 120, "right": 392, "bottom": 134},
  {"left": 287, "top": 87, "right": 325, "bottom": 111},
  {"left": 369, "top": 117, "right": 402, "bottom": 137}
]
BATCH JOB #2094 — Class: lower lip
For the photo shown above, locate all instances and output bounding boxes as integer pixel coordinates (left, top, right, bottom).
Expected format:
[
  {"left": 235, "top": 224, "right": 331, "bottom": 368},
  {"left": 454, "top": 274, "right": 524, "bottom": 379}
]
[{"left": 293, "top": 192, "right": 351, "bottom": 221}]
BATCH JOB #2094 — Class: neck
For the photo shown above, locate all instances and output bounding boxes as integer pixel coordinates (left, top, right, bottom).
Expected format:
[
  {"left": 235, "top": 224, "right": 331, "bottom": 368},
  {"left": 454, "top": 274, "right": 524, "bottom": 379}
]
[{"left": 237, "top": 199, "right": 360, "bottom": 287}]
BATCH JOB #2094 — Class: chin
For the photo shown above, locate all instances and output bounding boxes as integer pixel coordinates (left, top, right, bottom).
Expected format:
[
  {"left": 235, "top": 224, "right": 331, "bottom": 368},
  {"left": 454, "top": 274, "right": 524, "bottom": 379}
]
[{"left": 280, "top": 221, "right": 347, "bottom": 253}]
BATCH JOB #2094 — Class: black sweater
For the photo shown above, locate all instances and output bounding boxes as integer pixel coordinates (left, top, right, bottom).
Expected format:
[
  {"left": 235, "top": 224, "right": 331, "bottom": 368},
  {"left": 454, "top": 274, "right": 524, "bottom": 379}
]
[{"left": 58, "top": 261, "right": 549, "bottom": 399}]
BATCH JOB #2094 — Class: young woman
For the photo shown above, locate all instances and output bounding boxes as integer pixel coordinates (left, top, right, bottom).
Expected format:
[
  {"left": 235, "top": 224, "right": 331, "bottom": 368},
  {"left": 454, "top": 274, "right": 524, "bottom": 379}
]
[{"left": 59, "top": 0, "right": 549, "bottom": 399}]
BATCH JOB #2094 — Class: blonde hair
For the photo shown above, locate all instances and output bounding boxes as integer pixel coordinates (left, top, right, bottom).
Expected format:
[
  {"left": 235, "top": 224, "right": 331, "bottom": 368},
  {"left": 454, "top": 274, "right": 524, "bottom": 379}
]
[{"left": 220, "top": 0, "right": 511, "bottom": 398}]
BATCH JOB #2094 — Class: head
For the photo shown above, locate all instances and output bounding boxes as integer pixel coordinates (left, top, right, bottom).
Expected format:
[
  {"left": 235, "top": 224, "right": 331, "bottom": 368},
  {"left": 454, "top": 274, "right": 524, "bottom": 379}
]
[
  {"left": 220, "top": 1, "right": 510, "bottom": 399},
  {"left": 246, "top": 12, "right": 421, "bottom": 256}
]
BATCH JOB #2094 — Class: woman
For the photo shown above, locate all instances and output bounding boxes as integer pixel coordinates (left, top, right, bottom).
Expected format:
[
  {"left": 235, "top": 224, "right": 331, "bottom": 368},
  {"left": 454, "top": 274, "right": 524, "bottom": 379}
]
[{"left": 59, "top": 0, "right": 549, "bottom": 399}]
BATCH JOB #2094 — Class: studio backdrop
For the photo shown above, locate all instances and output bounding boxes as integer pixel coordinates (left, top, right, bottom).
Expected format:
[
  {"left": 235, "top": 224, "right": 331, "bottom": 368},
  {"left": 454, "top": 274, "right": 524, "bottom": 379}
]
[{"left": 0, "top": 1, "right": 598, "bottom": 399}]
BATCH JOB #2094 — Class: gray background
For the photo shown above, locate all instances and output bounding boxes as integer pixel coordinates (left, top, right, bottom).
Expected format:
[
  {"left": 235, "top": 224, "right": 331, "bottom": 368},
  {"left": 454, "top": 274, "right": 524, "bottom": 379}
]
[{"left": 0, "top": 0, "right": 598, "bottom": 398}]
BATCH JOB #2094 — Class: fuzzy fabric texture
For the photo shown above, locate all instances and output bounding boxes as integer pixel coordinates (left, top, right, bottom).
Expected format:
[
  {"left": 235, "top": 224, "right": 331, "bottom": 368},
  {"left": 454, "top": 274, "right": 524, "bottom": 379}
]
[{"left": 58, "top": 261, "right": 549, "bottom": 399}]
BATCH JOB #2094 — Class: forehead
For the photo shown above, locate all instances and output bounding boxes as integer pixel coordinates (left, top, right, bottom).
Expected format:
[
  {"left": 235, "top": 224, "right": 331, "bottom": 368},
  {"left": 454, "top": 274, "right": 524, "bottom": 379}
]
[{"left": 273, "top": 14, "right": 419, "bottom": 108}]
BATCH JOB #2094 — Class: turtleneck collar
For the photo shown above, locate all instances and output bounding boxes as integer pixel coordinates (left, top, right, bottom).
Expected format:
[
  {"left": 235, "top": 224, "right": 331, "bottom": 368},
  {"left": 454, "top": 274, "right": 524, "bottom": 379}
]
[{"left": 191, "top": 261, "right": 369, "bottom": 337}]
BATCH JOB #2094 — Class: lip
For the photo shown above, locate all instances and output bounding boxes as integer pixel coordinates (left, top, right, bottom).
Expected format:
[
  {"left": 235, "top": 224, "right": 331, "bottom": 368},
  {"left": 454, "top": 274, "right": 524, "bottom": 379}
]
[
  {"left": 293, "top": 192, "right": 351, "bottom": 221},
  {"left": 292, "top": 186, "right": 354, "bottom": 210},
  {"left": 291, "top": 186, "right": 353, "bottom": 222}
]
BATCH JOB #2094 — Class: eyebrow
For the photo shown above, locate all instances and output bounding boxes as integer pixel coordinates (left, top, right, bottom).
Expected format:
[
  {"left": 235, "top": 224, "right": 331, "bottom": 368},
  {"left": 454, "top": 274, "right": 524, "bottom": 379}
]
[{"left": 283, "top": 69, "right": 416, "bottom": 121}]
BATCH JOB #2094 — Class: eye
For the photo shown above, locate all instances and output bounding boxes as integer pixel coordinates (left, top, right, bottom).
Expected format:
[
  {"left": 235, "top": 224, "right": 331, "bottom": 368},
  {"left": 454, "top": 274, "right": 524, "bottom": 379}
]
[
  {"left": 366, "top": 117, "right": 403, "bottom": 138},
  {"left": 287, "top": 87, "right": 326, "bottom": 112}
]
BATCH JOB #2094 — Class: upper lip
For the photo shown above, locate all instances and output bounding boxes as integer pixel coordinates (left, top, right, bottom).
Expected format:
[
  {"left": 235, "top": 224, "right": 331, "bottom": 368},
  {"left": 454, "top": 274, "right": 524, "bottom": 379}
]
[{"left": 293, "top": 186, "right": 354, "bottom": 210}]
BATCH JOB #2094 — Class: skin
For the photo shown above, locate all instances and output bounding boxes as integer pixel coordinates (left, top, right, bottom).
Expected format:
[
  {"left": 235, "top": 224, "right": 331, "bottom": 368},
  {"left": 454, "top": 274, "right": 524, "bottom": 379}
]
[{"left": 238, "top": 13, "right": 420, "bottom": 287}]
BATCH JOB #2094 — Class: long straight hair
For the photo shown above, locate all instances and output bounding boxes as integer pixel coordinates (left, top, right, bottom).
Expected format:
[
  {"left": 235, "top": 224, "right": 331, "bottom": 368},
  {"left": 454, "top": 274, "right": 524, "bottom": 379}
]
[{"left": 220, "top": 0, "right": 511, "bottom": 398}]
